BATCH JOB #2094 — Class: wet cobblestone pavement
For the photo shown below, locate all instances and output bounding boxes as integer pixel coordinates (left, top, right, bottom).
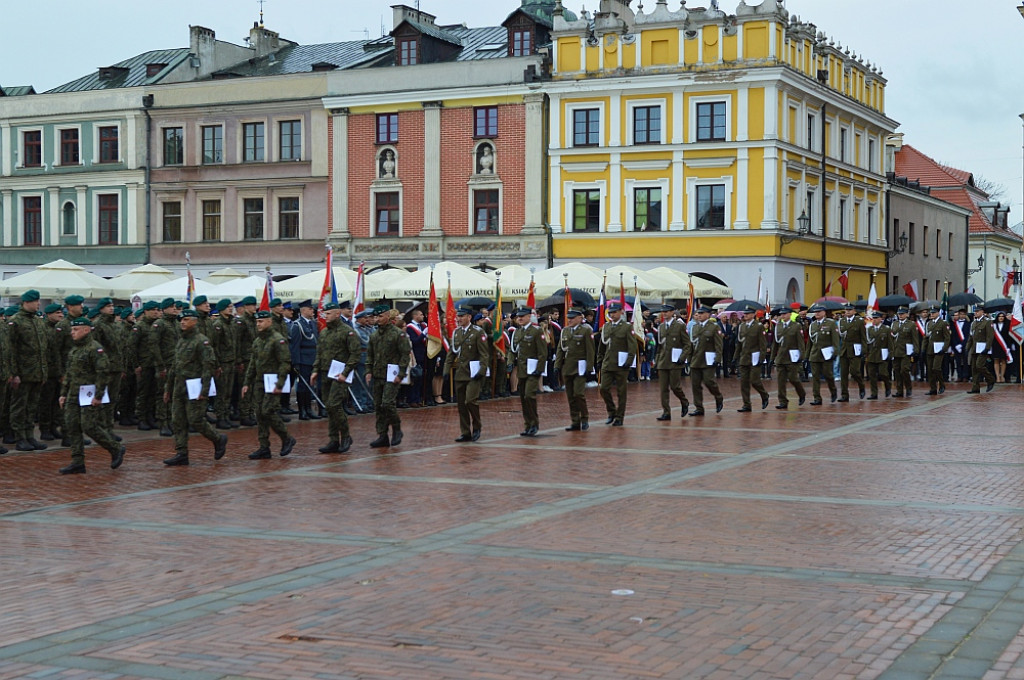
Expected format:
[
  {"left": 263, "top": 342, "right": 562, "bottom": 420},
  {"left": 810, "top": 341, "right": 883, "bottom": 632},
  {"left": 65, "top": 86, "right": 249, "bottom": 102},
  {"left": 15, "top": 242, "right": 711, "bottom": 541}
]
[{"left": 1, "top": 380, "right": 1022, "bottom": 679}]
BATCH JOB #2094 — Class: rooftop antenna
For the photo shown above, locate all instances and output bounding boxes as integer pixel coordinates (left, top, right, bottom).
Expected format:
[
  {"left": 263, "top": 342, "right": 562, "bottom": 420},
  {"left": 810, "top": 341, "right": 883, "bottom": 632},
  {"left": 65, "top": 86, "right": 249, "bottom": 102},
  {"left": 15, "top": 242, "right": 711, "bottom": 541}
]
[
  {"left": 351, "top": 28, "right": 370, "bottom": 39},
  {"left": 258, "top": 0, "right": 266, "bottom": 27}
]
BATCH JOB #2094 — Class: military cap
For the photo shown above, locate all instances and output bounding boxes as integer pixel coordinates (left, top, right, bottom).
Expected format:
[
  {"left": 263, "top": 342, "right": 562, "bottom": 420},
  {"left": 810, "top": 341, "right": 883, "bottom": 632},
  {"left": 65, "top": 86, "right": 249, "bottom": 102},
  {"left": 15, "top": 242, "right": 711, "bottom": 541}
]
[
  {"left": 216, "top": 298, "right": 233, "bottom": 312},
  {"left": 695, "top": 305, "right": 714, "bottom": 314},
  {"left": 120, "top": 308, "right": 134, "bottom": 319},
  {"left": 456, "top": 306, "right": 474, "bottom": 316},
  {"left": 769, "top": 307, "right": 785, "bottom": 317},
  {"left": 20, "top": 289, "right": 40, "bottom": 303},
  {"left": 179, "top": 309, "right": 198, "bottom": 319},
  {"left": 808, "top": 304, "right": 826, "bottom": 313},
  {"left": 254, "top": 310, "right": 272, "bottom": 319},
  {"left": 606, "top": 302, "right": 623, "bottom": 313},
  {"left": 354, "top": 309, "right": 375, "bottom": 320},
  {"left": 338, "top": 300, "right": 352, "bottom": 310},
  {"left": 96, "top": 297, "right": 114, "bottom": 309},
  {"left": 472, "top": 312, "right": 485, "bottom": 323},
  {"left": 174, "top": 300, "right": 188, "bottom": 309},
  {"left": 44, "top": 303, "right": 63, "bottom": 315},
  {"left": 240, "top": 296, "right": 258, "bottom": 306},
  {"left": 927, "top": 306, "right": 940, "bottom": 313},
  {"left": 896, "top": 306, "right": 909, "bottom": 314},
  {"left": 370, "top": 304, "right": 388, "bottom": 315},
  {"left": 87, "top": 306, "right": 103, "bottom": 319},
  {"left": 282, "top": 301, "right": 292, "bottom": 309},
  {"left": 743, "top": 305, "right": 759, "bottom": 314},
  {"left": 323, "top": 302, "right": 340, "bottom": 311},
  {"left": 298, "top": 299, "right": 313, "bottom": 310},
  {"left": 70, "top": 317, "right": 92, "bottom": 327},
  {"left": 64, "top": 294, "right": 85, "bottom": 306},
  {"left": 514, "top": 307, "right": 533, "bottom": 317},
  {"left": 842, "top": 302, "right": 855, "bottom": 310},
  {"left": 143, "top": 301, "right": 159, "bottom": 311},
  {"left": 192, "top": 295, "right": 208, "bottom": 306},
  {"left": 566, "top": 309, "right": 584, "bottom": 319},
  {"left": 5, "top": 306, "right": 19, "bottom": 316},
  {"left": 270, "top": 298, "right": 283, "bottom": 308},
  {"left": 160, "top": 297, "right": 175, "bottom": 309}
]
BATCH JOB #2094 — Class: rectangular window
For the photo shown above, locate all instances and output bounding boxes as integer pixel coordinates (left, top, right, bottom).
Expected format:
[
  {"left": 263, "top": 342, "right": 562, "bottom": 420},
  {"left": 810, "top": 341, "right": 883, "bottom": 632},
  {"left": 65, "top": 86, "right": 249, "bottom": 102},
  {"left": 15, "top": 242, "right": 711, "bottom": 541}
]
[
  {"left": 948, "top": 233, "right": 954, "bottom": 260},
  {"left": 867, "top": 205, "right": 874, "bottom": 241},
  {"left": 376, "top": 114, "right": 398, "bottom": 144},
  {"left": 474, "top": 107, "right": 498, "bottom": 138},
  {"left": 511, "top": 30, "right": 532, "bottom": 57},
  {"left": 633, "top": 105, "right": 661, "bottom": 145},
  {"left": 243, "top": 122, "right": 265, "bottom": 162},
  {"left": 375, "top": 192, "right": 399, "bottom": 235},
  {"left": 696, "top": 184, "right": 726, "bottom": 230},
  {"left": 807, "top": 114, "right": 815, "bottom": 151},
  {"left": 99, "top": 126, "right": 119, "bottom": 163},
  {"left": 98, "top": 194, "right": 119, "bottom": 245},
  {"left": 60, "top": 129, "right": 80, "bottom": 165},
  {"left": 839, "top": 198, "right": 846, "bottom": 239},
  {"left": 908, "top": 222, "right": 915, "bottom": 254},
  {"left": 868, "top": 138, "right": 876, "bottom": 172},
  {"left": 399, "top": 38, "right": 417, "bottom": 65},
  {"left": 923, "top": 225, "right": 929, "bottom": 256},
  {"left": 696, "top": 102, "right": 726, "bottom": 141},
  {"left": 23, "top": 197, "right": 42, "bottom": 245},
  {"left": 279, "top": 197, "right": 299, "bottom": 239},
  {"left": 572, "top": 108, "right": 600, "bottom": 147},
  {"left": 936, "top": 229, "right": 941, "bottom": 258},
  {"left": 839, "top": 128, "right": 847, "bottom": 162},
  {"left": 572, "top": 189, "right": 600, "bottom": 232},
  {"left": 474, "top": 190, "right": 499, "bottom": 234},
  {"left": 202, "top": 125, "right": 223, "bottom": 164},
  {"left": 23, "top": 131, "right": 42, "bottom": 167},
  {"left": 162, "top": 202, "right": 181, "bottom": 242},
  {"left": 202, "top": 200, "right": 221, "bottom": 241},
  {"left": 634, "top": 188, "right": 662, "bottom": 231},
  {"left": 279, "top": 120, "right": 301, "bottom": 161},
  {"left": 163, "top": 127, "right": 184, "bottom": 165},
  {"left": 244, "top": 198, "right": 264, "bottom": 239}
]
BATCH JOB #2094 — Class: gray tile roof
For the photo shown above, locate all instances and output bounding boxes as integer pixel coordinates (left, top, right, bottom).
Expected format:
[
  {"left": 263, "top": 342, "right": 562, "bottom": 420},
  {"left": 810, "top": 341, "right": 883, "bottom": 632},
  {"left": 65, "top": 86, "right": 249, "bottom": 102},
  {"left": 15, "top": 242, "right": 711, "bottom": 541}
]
[
  {"left": 47, "top": 49, "right": 191, "bottom": 93},
  {"left": 2, "top": 85, "right": 36, "bottom": 96},
  {"left": 213, "top": 40, "right": 390, "bottom": 78}
]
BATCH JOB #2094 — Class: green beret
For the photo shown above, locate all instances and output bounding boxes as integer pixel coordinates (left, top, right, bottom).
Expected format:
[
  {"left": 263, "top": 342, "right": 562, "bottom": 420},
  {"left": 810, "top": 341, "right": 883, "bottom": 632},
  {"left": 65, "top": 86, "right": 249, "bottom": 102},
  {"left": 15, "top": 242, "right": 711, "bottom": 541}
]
[
  {"left": 254, "top": 310, "right": 272, "bottom": 319},
  {"left": 70, "top": 317, "right": 92, "bottom": 327},
  {"left": 6, "top": 306, "right": 20, "bottom": 316},
  {"left": 143, "top": 301, "right": 159, "bottom": 311},
  {"left": 87, "top": 306, "right": 103, "bottom": 319},
  {"left": 96, "top": 297, "right": 113, "bottom": 309},
  {"left": 240, "top": 296, "right": 257, "bottom": 306},
  {"left": 160, "top": 297, "right": 175, "bottom": 309},
  {"left": 216, "top": 298, "right": 233, "bottom": 312},
  {"left": 174, "top": 301, "right": 188, "bottom": 309},
  {"left": 20, "top": 289, "right": 40, "bottom": 303},
  {"left": 179, "top": 309, "right": 198, "bottom": 319},
  {"left": 373, "top": 304, "right": 390, "bottom": 315},
  {"left": 64, "top": 294, "right": 85, "bottom": 306},
  {"left": 323, "top": 302, "right": 340, "bottom": 311},
  {"left": 44, "top": 303, "right": 63, "bottom": 315},
  {"left": 193, "top": 295, "right": 208, "bottom": 306},
  {"left": 270, "top": 298, "right": 283, "bottom": 308},
  {"left": 120, "top": 308, "right": 134, "bottom": 319}
]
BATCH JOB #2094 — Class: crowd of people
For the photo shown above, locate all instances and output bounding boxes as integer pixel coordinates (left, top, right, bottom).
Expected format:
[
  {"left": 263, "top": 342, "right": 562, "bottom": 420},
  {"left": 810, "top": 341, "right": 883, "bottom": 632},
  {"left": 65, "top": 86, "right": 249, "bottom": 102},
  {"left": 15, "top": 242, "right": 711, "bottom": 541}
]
[{"left": 0, "top": 288, "right": 1017, "bottom": 475}]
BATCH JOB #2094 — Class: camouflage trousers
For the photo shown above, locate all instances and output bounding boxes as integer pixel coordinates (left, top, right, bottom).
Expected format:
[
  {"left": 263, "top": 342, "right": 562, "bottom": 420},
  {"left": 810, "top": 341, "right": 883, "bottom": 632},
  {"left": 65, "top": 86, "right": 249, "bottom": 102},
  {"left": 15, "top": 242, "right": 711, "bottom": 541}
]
[{"left": 64, "top": 401, "right": 120, "bottom": 466}]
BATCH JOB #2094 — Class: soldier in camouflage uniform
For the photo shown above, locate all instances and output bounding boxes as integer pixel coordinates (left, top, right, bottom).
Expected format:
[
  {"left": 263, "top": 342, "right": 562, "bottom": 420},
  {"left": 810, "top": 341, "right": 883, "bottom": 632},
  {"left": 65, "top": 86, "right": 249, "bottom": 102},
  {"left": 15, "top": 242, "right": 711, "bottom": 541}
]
[
  {"left": 211, "top": 299, "right": 238, "bottom": 430},
  {"left": 242, "top": 310, "right": 295, "bottom": 459},
  {"left": 153, "top": 298, "right": 181, "bottom": 436},
  {"left": 118, "top": 307, "right": 139, "bottom": 426},
  {"left": 134, "top": 301, "right": 164, "bottom": 430},
  {"left": 38, "top": 303, "right": 66, "bottom": 441},
  {"left": 8, "top": 290, "right": 50, "bottom": 451},
  {"left": 58, "top": 318, "right": 125, "bottom": 475},
  {"left": 0, "top": 315, "right": 11, "bottom": 454},
  {"left": 311, "top": 302, "right": 362, "bottom": 453},
  {"left": 0, "top": 306, "right": 21, "bottom": 447},
  {"left": 193, "top": 295, "right": 213, "bottom": 338},
  {"left": 365, "top": 307, "right": 411, "bottom": 448},
  {"left": 162, "top": 309, "right": 228, "bottom": 466},
  {"left": 91, "top": 298, "right": 125, "bottom": 433},
  {"left": 234, "top": 296, "right": 258, "bottom": 426}
]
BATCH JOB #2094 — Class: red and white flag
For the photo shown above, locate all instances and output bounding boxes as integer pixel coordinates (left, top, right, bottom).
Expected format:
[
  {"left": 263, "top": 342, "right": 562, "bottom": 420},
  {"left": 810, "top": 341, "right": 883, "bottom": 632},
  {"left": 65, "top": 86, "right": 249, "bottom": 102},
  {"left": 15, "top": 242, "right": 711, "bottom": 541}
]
[
  {"left": 1010, "top": 287, "right": 1024, "bottom": 345},
  {"left": 1003, "top": 269, "right": 1014, "bottom": 297},
  {"left": 866, "top": 281, "right": 879, "bottom": 315},
  {"left": 426, "top": 271, "right": 444, "bottom": 359},
  {"left": 352, "top": 261, "right": 365, "bottom": 316},
  {"left": 838, "top": 267, "right": 850, "bottom": 292},
  {"left": 902, "top": 279, "right": 919, "bottom": 301}
]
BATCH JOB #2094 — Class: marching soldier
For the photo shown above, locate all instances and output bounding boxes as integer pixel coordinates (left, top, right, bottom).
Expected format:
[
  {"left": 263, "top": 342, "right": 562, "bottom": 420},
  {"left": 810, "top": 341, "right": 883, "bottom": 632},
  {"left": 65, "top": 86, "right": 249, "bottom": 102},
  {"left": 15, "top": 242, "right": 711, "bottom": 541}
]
[
  {"left": 365, "top": 307, "right": 411, "bottom": 447},
  {"left": 967, "top": 304, "right": 996, "bottom": 393},
  {"left": 118, "top": 307, "right": 139, "bottom": 426},
  {"left": 38, "top": 303, "right": 66, "bottom": 441},
  {"left": 688, "top": 305, "right": 724, "bottom": 416},
  {"left": 837, "top": 303, "right": 867, "bottom": 401},
  {"left": 0, "top": 309, "right": 12, "bottom": 454},
  {"left": 311, "top": 302, "right": 362, "bottom": 453},
  {"left": 924, "top": 306, "right": 950, "bottom": 395},
  {"left": 772, "top": 308, "right": 807, "bottom": 409},
  {"left": 445, "top": 306, "right": 490, "bottom": 442},
  {"left": 242, "top": 310, "right": 296, "bottom": 458},
  {"left": 654, "top": 307, "right": 691, "bottom": 420},
  {"left": 58, "top": 317, "right": 125, "bottom": 475},
  {"left": 153, "top": 298, "right": 181, "bottom": 436},
  {"left": 734, "top": 305, "right": 770, "bottom": 411},
  {"left": 235, "top": 296, "right": 258, "bottom": 425},
  {"left": 162, "top": 309, "right": 229, "bottom": 466},
  {"left": 193, "top": 295, "right": 213, "bottom": 339},
  {"left": 92, "top": 298, "right": 125, "bottom": 431},
  {"left": 8, "top": 290, "right": 49, "bottom": 451},
  {"left": 864, "top": 313, "right": 893, "bottom": 399},
  {"left": 599, "top": 302, "right": 636, "bottom": 426},
  {"left": 134, "top": 301, "right": 164, "bottom": 430},
  {"left": 807, "top": 304, "right": 839, "bottom": 405},
  {"left": 211, "top": 299, "right": 238, "bottom": 429},
  {"left": 511, "top": 308, "right": 547, "bottom": 436},
  {"left": 555, "top": 308, "right": 595, "bottom": 431},
  {"left": 890, "top": 306, "right": 919, "bottom": 397}
]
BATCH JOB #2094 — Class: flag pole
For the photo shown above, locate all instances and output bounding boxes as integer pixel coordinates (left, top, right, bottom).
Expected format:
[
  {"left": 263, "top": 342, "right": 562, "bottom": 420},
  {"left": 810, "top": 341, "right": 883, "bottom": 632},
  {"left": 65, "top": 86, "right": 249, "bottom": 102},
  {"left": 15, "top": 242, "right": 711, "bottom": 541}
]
[
  {"left": 492, "top": 270, "right": 500, "bottom": 397},
  {"left": 448, "top": 270, "right": 454, "bottom": 400}
]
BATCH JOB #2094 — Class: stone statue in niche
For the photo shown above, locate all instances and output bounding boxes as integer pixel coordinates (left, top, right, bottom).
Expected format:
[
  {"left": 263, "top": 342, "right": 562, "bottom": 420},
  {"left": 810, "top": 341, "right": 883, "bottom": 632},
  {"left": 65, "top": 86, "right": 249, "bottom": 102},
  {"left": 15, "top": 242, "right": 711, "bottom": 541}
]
[
  {"left": 476, "top": 144, "right": 494, "bottom": 175},
  {"left": 379, "top": 149, "right": 396, "bottom": 179}
]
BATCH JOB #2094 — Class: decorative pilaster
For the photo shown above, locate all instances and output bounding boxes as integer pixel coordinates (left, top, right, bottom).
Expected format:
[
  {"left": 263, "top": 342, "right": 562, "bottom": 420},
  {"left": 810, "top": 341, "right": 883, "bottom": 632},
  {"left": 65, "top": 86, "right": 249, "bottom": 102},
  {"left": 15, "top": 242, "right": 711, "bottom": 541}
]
[
  {"left": 522, "top": 92, "right": 548, "bottom": 236},
  {"left": 421, "top": 101, "right": 443, "bottom": 236},
  {"left": 330, "top": 109, "right": 350, "bottom": 236}
]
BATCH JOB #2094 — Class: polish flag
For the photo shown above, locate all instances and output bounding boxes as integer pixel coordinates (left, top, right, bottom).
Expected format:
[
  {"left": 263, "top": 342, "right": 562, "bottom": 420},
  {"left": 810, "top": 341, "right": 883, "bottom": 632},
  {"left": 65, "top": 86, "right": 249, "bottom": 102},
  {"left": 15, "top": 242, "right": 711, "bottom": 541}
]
[
  {"left": 1003, "top": 269, "right": 1014, "bottom": 297},
  {"left": 866, "top": 281, "right": 879, "bottom": 315},
  {"left": 838, "top": 268, "right": 851, "bottom": 292},
  {"left": 1010, "top": 287, "right": 1023, "bottom": 345},
  {"left": 902, "top": 280, "right": 919, "bottom": 301}
]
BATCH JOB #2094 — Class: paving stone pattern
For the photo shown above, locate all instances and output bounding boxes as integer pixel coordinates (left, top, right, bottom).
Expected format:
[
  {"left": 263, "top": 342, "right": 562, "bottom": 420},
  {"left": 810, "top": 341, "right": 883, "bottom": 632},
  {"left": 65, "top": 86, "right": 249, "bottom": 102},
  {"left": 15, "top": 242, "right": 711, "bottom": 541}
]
[{"left": 1, "top": 381, "right": 1022, "bottom": 679}]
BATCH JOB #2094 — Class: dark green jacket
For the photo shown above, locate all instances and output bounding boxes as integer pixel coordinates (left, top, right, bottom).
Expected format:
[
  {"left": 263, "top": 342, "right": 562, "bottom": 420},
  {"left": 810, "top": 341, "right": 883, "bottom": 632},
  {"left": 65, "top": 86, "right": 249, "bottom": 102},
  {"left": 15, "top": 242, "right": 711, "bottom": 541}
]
[
  {"left": 165, "top": 328, "right": 216, "bottom": 397},
  {"left": 8, "top": 307, "right": 49, "bottom": 382},
  {"left": 315, "top": 319, "right": 362, "bottom": 380},
  {"left": 245, "top": 329, "right": 291, "bottom": 391},
  {"left": 61, "top": 335, "right": 113, "bottom": 402},
  {"left": 366, "top": 323, "right": 411, "bottom": 379}
]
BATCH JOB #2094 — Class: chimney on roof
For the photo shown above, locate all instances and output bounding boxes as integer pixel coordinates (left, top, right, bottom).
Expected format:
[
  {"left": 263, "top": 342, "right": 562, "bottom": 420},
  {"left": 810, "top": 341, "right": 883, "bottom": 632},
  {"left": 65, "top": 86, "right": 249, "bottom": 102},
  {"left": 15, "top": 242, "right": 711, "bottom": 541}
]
[
  {"left": 249, "top": 24, "right": 284, "bottom": 57},
  {"left": 392, "top": 4, "right": 436, "bottom": 29},
  {"left": 190, "top": 25, "right": 216, "bottom": 56}
]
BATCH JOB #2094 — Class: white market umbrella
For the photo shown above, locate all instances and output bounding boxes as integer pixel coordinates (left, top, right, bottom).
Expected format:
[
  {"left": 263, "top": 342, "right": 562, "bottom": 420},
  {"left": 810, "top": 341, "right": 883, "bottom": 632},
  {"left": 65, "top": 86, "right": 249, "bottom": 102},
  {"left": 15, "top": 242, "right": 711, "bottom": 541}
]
[
  {"left": 482, "top": 264, "right": 535, "bottom": 299},
  {"left": 603, "top": 265, "right": 680, "bottom": 300},
  {"left": 0, "top": 259, "right": 111, "bottom": 299},
  {"left": 647, "top": 267, "right": 733, "bottom": 299},
  {"left": 274, "top": 267, "right": 358, "bottom": 303},
  {"left": 102, "top": 264, "right": 177, "bottom": 299},
  {"left": 204, "top": 276, "right": 267, "bottom": 302},
  {"left": 381, "top": 261, "right": 494, "bottom": 300},
  {"left": 532, "top": 262, "right": 606, "bottom": 298},
  {"left": 134, "top": 276, "right": 215, "bottom": 302},
  {"left": 364, "top": 268, "right": 410, "bottom": 301},
  {"left": 204, "top": 267, "right": 249, "bottom": 283}
]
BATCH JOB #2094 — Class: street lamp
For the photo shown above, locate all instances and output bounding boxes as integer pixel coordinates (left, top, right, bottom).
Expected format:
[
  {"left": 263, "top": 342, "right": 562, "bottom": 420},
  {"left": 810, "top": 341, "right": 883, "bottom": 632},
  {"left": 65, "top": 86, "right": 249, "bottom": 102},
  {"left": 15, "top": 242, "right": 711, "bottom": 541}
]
[
  {"left": 967, "top": 253, "right": 985, "bottom": 276},
  {"left": 780, "top": 210, "right": 811, "bottom": 244},
  {"left": 887, "top": 231, "right": 908, "bottom": 258}
]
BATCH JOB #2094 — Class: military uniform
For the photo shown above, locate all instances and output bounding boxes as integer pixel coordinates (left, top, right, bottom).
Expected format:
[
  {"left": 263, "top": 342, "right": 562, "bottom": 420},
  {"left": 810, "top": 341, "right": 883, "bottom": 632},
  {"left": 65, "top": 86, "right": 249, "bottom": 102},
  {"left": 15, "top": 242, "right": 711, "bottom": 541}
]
[
  {"left": 314, "top": 315, "right": 362, "bottom": 452},
  {"left": 864, "top": 320, "right": 893, "bottom": 398},
  {"left": 60, "top": 322, "right": 123, "bottom": 473},
  {"left": 890, "top": 312, "right": 919, "bottom": 397},
  {"left": 244, "top": 319, "right": 294, "bottom": 457},
  {"left": 92, "top": 306, "right": 124, "bottom": 430},
  {"left": 555, "top": 316, "right": 596, "bottom": 430},
  {"left": 654, "top": 316, "right": 691, "bottom": 418},
  {"left": 967, "top": 311, "right": 996, "bottom": 392},
  {"left": 8, "top": 300, "right": 50, "bottom": 449},
  {"left": 153, "top": 304, "right": 180, "bottom": 431},
  {"left": 211, "top": 306, "right": 238, "bottom": 427},
  {"left": 599, "top": 312, "right": 636, "bottom": 424},
  {"left": 38, "top": 311, "right": 65, "bottom": 439},
  {"left": 235, "top": 307, "right": 257, "bottom": 424},
  {"left": 734, "top": 315, "right": 770, "bottom": 410},
  {"left": 772, "top": 315, "right": 807, "bottom": 408},
  {"left": 837, "top": 311, "right": 867, "bottom": 400},
  {"left": 289, "top": 310, "right": 319, "bottom": 419},
  {"left": 444, "top": 319, "right": 490, "bottom": 440},
  {"left": 163, "top": 317, "right": 226, "bottom": 465},
  {"left": 688, "top": 313, "right": 724, "bottom": 415},
  {"left": 512, "top": 313, "right": 548, "bottom": 434},
  {"left": 366, "top": 318, "right": 411, "bottom": 446},
  {"left": 134, "top": 306, "right": 164, "bottom": 429},
  {"left": 0, "top": 321, "right": 12, "bottom": 453},
  {"left": 807, "top": 312, "right": 839, "bottom": 403},
  {"left": 924, "top": 312, "right": 950, "bottom": 394}
]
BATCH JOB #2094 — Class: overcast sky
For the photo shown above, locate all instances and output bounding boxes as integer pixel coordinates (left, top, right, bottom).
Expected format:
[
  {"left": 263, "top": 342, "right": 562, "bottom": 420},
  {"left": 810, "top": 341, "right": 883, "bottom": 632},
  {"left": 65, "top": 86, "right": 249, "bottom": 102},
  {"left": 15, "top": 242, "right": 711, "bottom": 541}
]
[{"left": 4, "top": 0, "right": 1023, "bottom": 220}]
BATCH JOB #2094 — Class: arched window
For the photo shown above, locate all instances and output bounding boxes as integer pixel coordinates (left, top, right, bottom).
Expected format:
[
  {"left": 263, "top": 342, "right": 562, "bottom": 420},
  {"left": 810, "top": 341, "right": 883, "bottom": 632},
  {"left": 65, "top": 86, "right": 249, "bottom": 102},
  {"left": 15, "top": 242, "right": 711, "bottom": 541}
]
[{"left": 62, "top": 201, "right": 76, "bottom": 236}]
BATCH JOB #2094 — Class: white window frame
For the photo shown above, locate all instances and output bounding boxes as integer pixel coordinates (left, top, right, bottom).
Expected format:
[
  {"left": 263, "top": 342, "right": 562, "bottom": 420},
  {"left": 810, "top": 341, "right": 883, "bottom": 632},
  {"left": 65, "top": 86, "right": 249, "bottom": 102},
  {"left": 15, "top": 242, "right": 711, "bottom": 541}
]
[
  {"left": 626, "top": 98, "right": 666, "bottom": 146},
  {"left": 195, "top": 191, "right": 225, "bottom": 242},
  {"left": 686, "top": 176, "right": 733, "bottom": 231},
  {"left": 562, "top": 180, "right": 606, "bottom": 233},
  {"left": 54, "top": 125, "right": 83, "bottom": 167},
  {"left": 274, "top": 193, "right": 303, "bottom": 240},
  {"left": 565, "top": 102, "right": 604, "bottom": 149},
  {"left": 238, "top": 190, "right": 268, "bottom": 241},
  {"left": 18, "top": 192, "right": 45, "bottom": 246},
  {"left": 160, "top": 124, "right": 187, "bottom": 167},
  {"left": 239, "top": 119, "right": 268, "bottom": 164},
  {"left": 624, "top": 179, "right": 669, "bottom": 232},
  {"left": 273, "top": 116, "right": 304, "bottom": 163},
  {"left": 94, "top": 191, "right": 121, "bottom": 246},
  {"left": 689, "top": 95, "right": 731, "bottom": 143},
  {"left": 17, "top": 128, "right": 45, "bottom": 169},
  {"left": 467, "top": 184, "right": 503, "bottom": 236},
  {"left": 369, "top": 186, "right": 402, "bottom": 238},
  {"left": 157, "top": 195, "right": 185, "bottom": 243},
  {"left": 92, "top": 122, "right": 122, "bottom": 165},
  {"left": 198, "top": 123, "right": 225, "bottom": 165}
]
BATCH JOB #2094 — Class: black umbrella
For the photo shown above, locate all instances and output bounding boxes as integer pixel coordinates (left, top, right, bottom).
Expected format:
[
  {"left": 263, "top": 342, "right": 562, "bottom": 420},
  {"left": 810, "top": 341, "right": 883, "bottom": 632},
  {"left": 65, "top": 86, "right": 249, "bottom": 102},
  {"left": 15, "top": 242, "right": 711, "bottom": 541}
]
[
  {"left": 948, "top": 292, "right": 983, "bottom": 307},
  {"left": 852, "top": 299, "right": 868, "bottom": 310},
  {"left": 984, "top": 297, "right": 1014, "bottom": 312},
  {"left": 724, "top": 299, "right": 766, "bottom": 312},
  {"left": 455, "top": 296, "right": 494, "bottom": 310},
  {"left": 536, "top": 288, "right": 596, "bottom": 309},
  {"left": 811, "top": 300, "right": 844, "bottom": 311},
  {"left": 877, "top": 294, "right": 913, "bottom": 310},
  {"left": 911, "top": 299, "right": 940, "bottom": 312}
]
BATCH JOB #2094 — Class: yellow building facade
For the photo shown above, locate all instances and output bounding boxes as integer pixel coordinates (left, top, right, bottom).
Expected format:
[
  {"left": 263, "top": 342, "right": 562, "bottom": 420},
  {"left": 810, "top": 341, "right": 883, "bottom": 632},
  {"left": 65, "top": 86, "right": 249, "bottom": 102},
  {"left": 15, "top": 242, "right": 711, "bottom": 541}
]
[{"left": 546, "top": 0, "right": 897, "bottom": 303}]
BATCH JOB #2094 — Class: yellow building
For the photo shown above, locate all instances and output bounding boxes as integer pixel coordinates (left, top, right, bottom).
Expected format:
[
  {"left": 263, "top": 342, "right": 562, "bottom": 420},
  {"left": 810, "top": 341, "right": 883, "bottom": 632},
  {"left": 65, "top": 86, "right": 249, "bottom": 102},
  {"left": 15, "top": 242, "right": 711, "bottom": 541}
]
[{"left": 546, "top": 0, "right": 897, "bottom": 303}]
